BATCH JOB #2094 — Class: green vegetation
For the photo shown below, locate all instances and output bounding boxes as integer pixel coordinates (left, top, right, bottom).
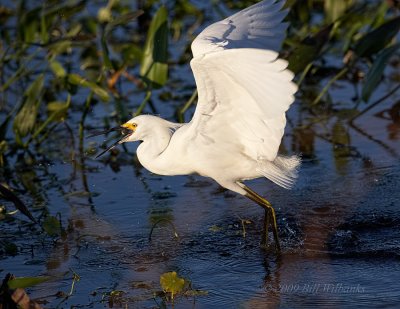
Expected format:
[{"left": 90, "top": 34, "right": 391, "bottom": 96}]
[
  {"left": 1, "top": 0, "right": 398, "bottom": 219},
  {"left": 0, "top": 0, "right": 399, "bottom": 160},
  {"left": 160, "top": 271, "right": 185, "bottom": 300}
]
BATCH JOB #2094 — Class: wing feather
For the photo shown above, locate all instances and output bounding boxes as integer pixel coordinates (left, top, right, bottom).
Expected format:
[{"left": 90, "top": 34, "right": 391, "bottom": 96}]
[
  {"left": 185, "top": 0, "right": 296, "bottom": 163},
  {"left": 188, "top": 48, "right": 297, "bottom": 161},
  {"left": 191, "top": 0, "right": 289, "bottom": 57}
]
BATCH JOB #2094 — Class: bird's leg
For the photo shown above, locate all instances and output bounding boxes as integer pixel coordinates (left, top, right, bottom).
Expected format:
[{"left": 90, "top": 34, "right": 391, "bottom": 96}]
[{"left": 242, "top": 185, "right": 280, "bottom": 251}]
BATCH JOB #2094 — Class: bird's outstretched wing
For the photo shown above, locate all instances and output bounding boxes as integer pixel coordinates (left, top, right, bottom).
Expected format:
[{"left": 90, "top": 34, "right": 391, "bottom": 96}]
[
  {"left": 191, "top": 0, "right": 288, "bottom": 57},
  {"left": 186, "top": 0, "right": 297, "bottom": 162}
]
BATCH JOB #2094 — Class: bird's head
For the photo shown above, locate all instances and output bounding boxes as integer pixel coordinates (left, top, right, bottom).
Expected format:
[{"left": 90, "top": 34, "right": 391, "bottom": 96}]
[
  {"left": 119, "top": 119, "right": 139, "bottom": 142},
  {"left": 90, "top": 115, "right": 169, "bottom": 158},
  {"left": 119, "top": 115, "right": 165, "bottom": 142},
  {"left": 89, "top": 116, "right": 144, "bottom": 158}
]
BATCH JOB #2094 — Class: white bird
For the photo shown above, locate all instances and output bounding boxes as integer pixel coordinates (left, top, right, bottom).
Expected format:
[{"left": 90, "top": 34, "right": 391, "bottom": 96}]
[{"left": 92, "top": 0, "right": 299, "bottom": 251}]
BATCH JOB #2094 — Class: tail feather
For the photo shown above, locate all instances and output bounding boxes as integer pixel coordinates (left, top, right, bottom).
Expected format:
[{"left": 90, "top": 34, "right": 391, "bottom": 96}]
[{"left": 257, "top": 155, "right": 301, "bottom": 189}]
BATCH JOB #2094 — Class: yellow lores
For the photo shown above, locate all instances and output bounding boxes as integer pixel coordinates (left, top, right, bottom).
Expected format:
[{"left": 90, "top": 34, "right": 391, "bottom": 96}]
[
  {"left": 91, "top": 0, "right": 300, "bottom": 251},
  {"left": 121, "top": 122, "right": 137, "bottom": 132}
]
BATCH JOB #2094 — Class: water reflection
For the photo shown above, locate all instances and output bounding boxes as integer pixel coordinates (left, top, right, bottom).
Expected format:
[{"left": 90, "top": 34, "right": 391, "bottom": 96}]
[
  {"left": 377, "top": 101, "right": 400, "bottom": 140},
  {"left": 2, "top": 155, "right": 400, "bottom": 308}
]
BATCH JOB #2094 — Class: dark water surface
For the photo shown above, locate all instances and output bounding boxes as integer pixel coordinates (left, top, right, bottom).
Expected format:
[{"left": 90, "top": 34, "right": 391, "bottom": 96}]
[{"left": 2, "top": 97, "right": 400, "bottom": 308}]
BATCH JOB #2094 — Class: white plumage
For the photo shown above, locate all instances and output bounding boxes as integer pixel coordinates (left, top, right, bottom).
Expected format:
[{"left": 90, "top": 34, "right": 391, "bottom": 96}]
[
  {"left": 95, "top": 0, "right": 299, "bottom": 249},
  {"left": 191, "top": 0, "right": 289, "bottom": 56}
]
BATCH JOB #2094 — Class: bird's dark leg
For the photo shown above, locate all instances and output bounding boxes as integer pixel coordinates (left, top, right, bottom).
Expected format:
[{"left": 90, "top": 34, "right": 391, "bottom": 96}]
[{"left": 242, "top": 185, "right": 280, "bottom": 251}]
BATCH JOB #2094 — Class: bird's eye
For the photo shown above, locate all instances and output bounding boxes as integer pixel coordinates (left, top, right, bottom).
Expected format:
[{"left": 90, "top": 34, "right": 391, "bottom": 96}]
[{"left": 132, "top": 123, "right": 137, "bottom": 128}]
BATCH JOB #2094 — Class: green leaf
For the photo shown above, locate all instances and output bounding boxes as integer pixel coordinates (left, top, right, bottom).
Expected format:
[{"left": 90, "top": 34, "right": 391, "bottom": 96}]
[
  {"left": 97, "top": 6, "right": 112, "bottom": 23},
  {"left": 100, "top": 26, "right": 113, "bottom": 70},
  {"left": 67, "top": 73, "right": 110, "bottom": 101},
  {"left": 13, "top": 75, "right": 45, "bottom": 137},
  {"left": 121, "top": 45, "right": 142, "bottom": 66},
  {"left": 40, "top": 5, "right": 49, "bottom": 44},
  {"left": 354, "top": 16, "right": 400, "bottom": 57},
  {"left": 160, "top": 271, "right": 185, "bottom": 300},
  {"left": 49, "top": 59, "right": 67, "bottom": 78},
  {"left": 0, "top": 140, "right": 8, "bottom": 155},
  {"left": 19, "top": 8, "right": 40, "bottom": 43},
  {"left": 104, "top": 10, "right": 144, "bottom": 36},
  {"left": 140, "top": 6, "right": 168, "bottom": 88},
  {"left": 324, "top": 0, "right": 353, "bottom": 23},
  {"left": 287, "top": 24, "right": 333, "bottom": 74},
  {"left": 48, "top": 40, "right": 72, "bottom": 55},
  {"left": 8, "top": 276, "right": 50, "bottom": 289},
  {"left": 43, "top": 216, "right": 62, "bottom": 236},
  {"left": 66, "top": 23, "right": 82, "bottom": 37},
  {"left": 47, "top": 100, "right": 70, "bottom": 120},
  {"left": 362, "top": 43, "right": 400, "bottom": 102},
  {"left": 44, "top": 0, "right": 85, "bottom": 20},
  {"left": 29, "top": 95, "right": 70, "bottom": 141},
  {"left": 0, "top": 114, "right": 11, "bottom": 140},
  {"left": 0, "top": 183, "right": 36, "bottom": 223},
  {"left": 26, "top": 74, "right": 45, "bottom": 96}
]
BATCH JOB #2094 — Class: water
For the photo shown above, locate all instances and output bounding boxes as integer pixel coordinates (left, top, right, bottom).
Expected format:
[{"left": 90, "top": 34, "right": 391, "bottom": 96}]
[
  {"left": 1, "top": 1, "right": 400, "bottom": 308},
  {"left": 2, "top": 104, "right": 399, "bottom": 308}
]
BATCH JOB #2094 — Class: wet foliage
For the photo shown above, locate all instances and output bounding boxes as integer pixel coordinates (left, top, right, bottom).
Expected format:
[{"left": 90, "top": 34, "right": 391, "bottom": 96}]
[{"left": 1, "top": 0, "right": 400, "bottom": 307}]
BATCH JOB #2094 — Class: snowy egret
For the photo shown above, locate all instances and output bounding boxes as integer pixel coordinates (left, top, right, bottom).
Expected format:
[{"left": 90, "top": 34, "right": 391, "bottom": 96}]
[{"left": 92, "top": 0, "right": 299, "bottom": 250}]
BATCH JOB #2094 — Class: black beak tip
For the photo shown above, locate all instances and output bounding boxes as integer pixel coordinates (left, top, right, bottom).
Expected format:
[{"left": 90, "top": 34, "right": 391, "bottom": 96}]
[
  {"left": 87, "top": 126, "right": 124, "bottom": 138},
  {"left": 92, "top": 126, "right": 133, "bottom": 159},
  {"left": 95, "top": 151, "right": 105, "bottom": 159}
]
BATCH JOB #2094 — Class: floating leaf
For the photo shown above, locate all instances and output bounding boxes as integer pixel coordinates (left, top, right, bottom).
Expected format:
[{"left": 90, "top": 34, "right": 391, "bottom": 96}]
[
  {"left": 160, "top": 271, "right": 185, "bottom": 300},
  {"left": 8, "top": 276, "right": 50, "bottom": 289},
  {"left": 67, "top": 73, "right": 110, "bottom": 101},
  {"left": 43, "top": 216, "right": 61, "bottom": 236},
  {"left": 362, "top": 43, "right": 400, "bottom": 102},
  {"left": 140, "top": 6, "right": 168, "bottom": 88},
  {"left": 354, "top": 16, "right": 400, "bottom": 57},
  {"left": 209, "top": 225, "right": 223, "bottom": 232}
]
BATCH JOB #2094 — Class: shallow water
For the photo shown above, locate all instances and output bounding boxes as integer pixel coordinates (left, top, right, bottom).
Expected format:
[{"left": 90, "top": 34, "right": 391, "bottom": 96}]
[{"left": 2, "top": 96, "right": 400, "bottom": 308}]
